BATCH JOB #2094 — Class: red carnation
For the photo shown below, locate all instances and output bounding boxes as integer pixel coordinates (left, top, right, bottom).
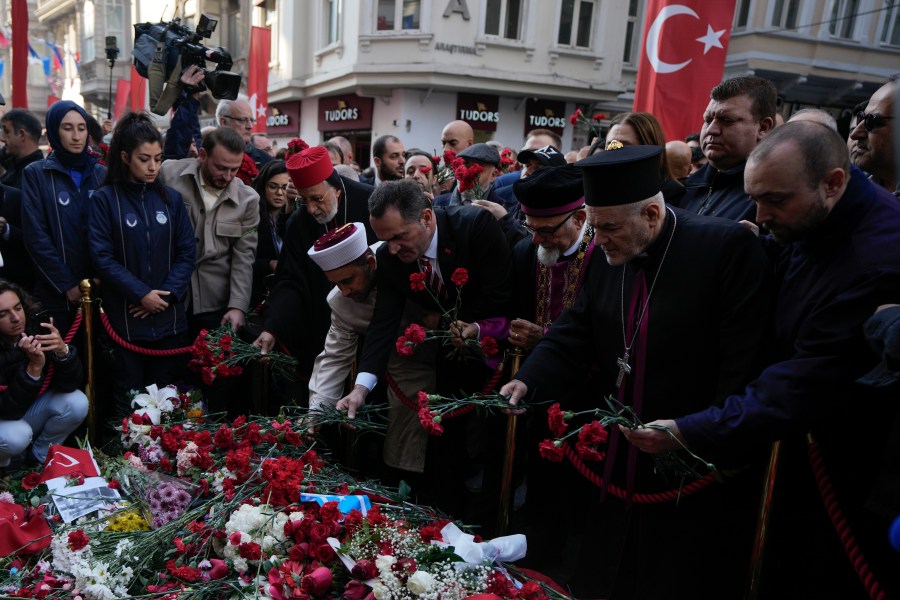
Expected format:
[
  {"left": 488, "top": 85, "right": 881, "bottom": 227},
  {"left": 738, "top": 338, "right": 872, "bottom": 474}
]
[
  {"left": 547, "top": 403, "right": 568, "bottom": 438},
  {"left": 538, "top": 439, "right": 564, "bottom": 462},
  {"left": 576, "top": 442, "right": 606, "bottom": 462},
  {"left": 419, "top": 165, "right": 432, "bottom": 175},
  {"left": 450, "top": 267, "right": 469, "bottom": 287},
  {"left": 593, "top": 112, "right": 606, "bottom": 121},
  {"left": 578, "top": 420, "right": 608, "bottom": 446},
  {"left": 480, "top": 336, "right": 499, "bottom": 357},
  {"left": 236, "top": 153, "right": 259, "bottom": 186},
  {"left": 405, "top": 324, "right": 427, "bottom": 344},
  {"left": 409, "top": 272, "right": 426, "bottom": 292},
  {"left": 417, "top": 391, "right": 430, "bottom": 409},
  {"left": 68, "top": 530, "right": 90, "bottom": 551},
  {"left": 351, "top": 559, "right": 378, "bottom": 580},
  {"left": 568, "top": 113, "right": 579, "bottom": 126},
  {"left": 520, "top": 580, "right": 551, "bottom": 599},
  {"left": 238, "top": 541, "right": 262, "bottom": 561},
  {"left": 418, "top": 408, "right": 444, "bottom": 436},
  {"left": 395, "top": 336, "right": 415, "bottom": 357}
]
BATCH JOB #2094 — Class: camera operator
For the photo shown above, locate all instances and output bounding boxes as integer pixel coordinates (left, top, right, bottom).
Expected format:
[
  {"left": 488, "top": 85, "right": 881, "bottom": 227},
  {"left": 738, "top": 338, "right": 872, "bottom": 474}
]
[
  {"left": 0, "top": 280, "right": 87, "bottom": 470},
  {"left": 163, "top": 67, "right": 271, "bottom": 169}
]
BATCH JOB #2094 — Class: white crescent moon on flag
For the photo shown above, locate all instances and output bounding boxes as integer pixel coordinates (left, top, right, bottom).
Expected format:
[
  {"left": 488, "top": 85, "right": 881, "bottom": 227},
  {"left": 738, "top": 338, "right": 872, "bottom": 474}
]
[{"left": 645, "top": 4, "right": 699, "bottom": 74}]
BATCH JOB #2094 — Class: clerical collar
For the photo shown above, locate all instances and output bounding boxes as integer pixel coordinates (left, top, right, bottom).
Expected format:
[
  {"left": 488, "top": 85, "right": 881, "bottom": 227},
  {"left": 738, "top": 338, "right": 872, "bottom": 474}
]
[{"left": 562, "top": 221, "right": 589, "bottom": 259}]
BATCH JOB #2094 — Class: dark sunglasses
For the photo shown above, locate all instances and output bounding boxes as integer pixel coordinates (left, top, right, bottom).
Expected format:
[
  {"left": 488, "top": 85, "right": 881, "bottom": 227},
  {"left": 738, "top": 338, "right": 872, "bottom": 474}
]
[
  {"left": 522, "top": 209, "right": 579, "bottom": 237},
  {"left": 855, "top": 111, "right": 893, "bottom": 133}
]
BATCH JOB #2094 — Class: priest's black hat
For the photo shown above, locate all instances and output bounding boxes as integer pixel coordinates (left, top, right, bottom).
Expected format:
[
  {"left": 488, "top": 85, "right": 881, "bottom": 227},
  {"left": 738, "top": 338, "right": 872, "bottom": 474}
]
[
  {"left": 514, "top": 164, "right": 585, "bottom": 217},
  {"left": 576, "top": 145, "right": 663, "bottom": 207}
]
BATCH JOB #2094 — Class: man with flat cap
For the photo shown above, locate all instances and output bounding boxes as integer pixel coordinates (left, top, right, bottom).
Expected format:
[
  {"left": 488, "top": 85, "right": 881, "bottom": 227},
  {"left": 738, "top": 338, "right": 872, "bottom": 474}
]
[
  {"left": 500, "top": 145, "right": 774, "bottom": 598},
  {"left": 435, "top": 142, "right": 525, "bottom": 245},
  {"left": 253, "top": 142, "right": 375, "bottom": 395}
]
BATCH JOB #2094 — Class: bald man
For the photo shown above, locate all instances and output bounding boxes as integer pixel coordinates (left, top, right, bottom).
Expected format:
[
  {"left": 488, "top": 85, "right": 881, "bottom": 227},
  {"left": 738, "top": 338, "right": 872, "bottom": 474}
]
[
  {"left": 329, "top": 135, "right": 354, "bottom": 165},
  {"left": 788, "top": 108, "right": 838, "bottom": 131},
  {"left": 665, "top": 140, "right": 692, "bottom": 181},
  {"left": 440, "top": 120, "right": 474, "bottom": 154},
  {"left": 216, "top": 98, "right": 272, "bottom": 166}
]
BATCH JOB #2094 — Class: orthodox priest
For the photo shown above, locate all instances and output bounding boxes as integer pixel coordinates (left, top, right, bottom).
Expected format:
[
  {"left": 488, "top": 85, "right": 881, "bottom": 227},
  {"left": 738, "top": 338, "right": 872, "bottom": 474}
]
[
  {"left": 500, "top": 145, "right": 774, "bottom": 599},
  {"left": 253, "top": 144, "right": 375, "bottom": 396},
  {"left": 505, "top": 164, "right": 600, "bottom": 574}
]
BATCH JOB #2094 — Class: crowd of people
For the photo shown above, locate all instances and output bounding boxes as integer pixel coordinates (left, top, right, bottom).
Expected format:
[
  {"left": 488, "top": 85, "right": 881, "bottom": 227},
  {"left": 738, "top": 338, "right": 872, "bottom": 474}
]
[{"left": 0, "top": 72, "right": 897, "bottom": 598}]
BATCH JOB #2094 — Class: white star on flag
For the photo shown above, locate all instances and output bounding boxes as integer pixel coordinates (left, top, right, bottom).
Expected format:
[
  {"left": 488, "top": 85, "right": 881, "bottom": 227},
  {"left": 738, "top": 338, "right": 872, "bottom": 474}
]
[
  {"left": 256, "top": 103, "right": 267, "bottom": 120},
  {"left": 696, "top": 24, "right": 725, "bottom": 54}
]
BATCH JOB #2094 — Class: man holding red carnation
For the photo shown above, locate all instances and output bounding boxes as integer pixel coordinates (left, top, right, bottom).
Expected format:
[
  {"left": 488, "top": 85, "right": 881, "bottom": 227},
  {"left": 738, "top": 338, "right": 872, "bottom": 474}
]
[{"left": 338, "top": 178, "right": 513, "bottom": 516}]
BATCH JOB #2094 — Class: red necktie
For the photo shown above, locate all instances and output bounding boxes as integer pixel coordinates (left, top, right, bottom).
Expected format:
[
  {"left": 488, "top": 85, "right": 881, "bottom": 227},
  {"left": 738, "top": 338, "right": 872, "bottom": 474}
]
[{"left": 418, "top": 256, "right": 444, "bottom": 297}]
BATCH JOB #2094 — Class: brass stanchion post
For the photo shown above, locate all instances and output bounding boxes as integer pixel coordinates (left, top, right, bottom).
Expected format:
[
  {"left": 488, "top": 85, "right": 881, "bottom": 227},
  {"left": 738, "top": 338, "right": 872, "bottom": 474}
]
[
  {"left": 746, "top": 440, "right": 781, "bottom": 599},
  {"left": 498, "top": 346, "right": 526, "bottom": 535},
  {"left": 79, "top": 280, "right": 96, "bottom": 447}
]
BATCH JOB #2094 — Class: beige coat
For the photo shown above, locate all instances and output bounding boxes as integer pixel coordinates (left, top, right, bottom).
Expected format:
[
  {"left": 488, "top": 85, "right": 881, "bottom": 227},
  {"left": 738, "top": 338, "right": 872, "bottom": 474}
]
[{"left": 159, "top": 158, "right": 259, "bottom": 314}]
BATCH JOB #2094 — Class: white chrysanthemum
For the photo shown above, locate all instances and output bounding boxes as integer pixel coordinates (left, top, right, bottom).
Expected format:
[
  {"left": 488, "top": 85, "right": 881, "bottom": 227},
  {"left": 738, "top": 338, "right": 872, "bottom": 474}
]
[{"left": 407, "top": 570, "right": 436, "bottom": 595}]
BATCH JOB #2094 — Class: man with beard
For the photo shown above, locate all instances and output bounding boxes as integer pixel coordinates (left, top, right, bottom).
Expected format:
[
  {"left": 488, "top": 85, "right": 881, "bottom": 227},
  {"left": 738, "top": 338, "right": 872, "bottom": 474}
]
[
  {"left": 500, "top": 145, "right": 773, "bottom": 598},
  {"left": 849, "top": 79, "right": 897, "bottom": 198},
  {"left": 253, "top": 144, "right": 375, "bottom": 394},
  {"left": 628, "top": 121, "right": 900, "bottom": 598},
  {"left": 158, "top": 127, "right": 259, "bottom": 334},
  {"left": 505, "top": 164, "right": 599, "bottom": 576},
  {"left": 361, "top": 135, "right": 405, "bottom": 187}
]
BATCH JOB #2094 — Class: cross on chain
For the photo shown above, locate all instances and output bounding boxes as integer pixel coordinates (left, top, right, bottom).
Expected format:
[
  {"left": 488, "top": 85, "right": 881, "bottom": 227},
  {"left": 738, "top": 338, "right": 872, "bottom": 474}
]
[{"left": 616, "top": 351, "right": 631, "bottom": 389}]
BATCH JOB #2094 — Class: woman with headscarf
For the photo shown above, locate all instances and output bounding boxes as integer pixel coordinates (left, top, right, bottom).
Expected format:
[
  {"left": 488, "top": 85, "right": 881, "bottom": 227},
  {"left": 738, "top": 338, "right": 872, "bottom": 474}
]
[{"left": 22, "top": 100, "right": 106, "bottom": 334}]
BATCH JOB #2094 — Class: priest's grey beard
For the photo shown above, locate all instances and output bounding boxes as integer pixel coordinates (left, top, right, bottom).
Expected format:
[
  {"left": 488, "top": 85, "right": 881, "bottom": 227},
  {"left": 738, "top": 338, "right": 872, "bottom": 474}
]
[
  {"left": 313, "top": 204, "right": 340, "bottom": 224},
  {"left": 537, "top": 246, "right": 562, "bottom": 266}
]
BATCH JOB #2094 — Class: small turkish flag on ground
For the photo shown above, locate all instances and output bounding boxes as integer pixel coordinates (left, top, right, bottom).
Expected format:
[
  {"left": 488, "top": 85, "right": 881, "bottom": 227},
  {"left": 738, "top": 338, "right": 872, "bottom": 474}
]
[
  {"left": 248, "top": 26, "right": 271, "bottom": 134},
  {"left": 38, "top": 445, "right": 100, "bottom": 484},
  {"left": 633, "top": 0, "right": 737, "bottom": 141},
  {"left": 0, "top": 503, "right": 51, "bottom": 556}
]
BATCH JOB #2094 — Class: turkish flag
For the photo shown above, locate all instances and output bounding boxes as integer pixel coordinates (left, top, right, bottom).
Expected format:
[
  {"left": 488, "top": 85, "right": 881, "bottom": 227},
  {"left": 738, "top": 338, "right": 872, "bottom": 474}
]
[
  {"left": 247, "top": 26, "right": 271, "bottom": 134},
  {"left": 130, "top": 65, "right": 147, "bottom": 112},
  {"left": 114, "top": 78, "right": 131, "bottom": 120},
  {"left": 38, "top": 445, "right": 100, "bottom": 484},
  {"left": 0, "top": 503, "right": 51, "bottom": 556},
  {"left": 633, "top": 0, "right": 737, "bottom": 141}
]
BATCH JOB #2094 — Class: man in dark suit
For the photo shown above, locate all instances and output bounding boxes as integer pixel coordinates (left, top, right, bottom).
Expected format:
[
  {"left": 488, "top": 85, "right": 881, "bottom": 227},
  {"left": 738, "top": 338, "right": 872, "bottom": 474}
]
[
  {"left": 253, "top": 145, "right": 376, "bottom": 390},
  {"left": 338, "top": 178, "right": 512, "bottom": 511}
]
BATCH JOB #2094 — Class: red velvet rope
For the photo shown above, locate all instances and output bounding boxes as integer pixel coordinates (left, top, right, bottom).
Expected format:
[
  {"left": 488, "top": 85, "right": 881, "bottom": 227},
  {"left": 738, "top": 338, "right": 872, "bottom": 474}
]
[
  {"left": 563, "top": 442, "right": 718, "bottom": 504},
  {"left": 385, "top": 362, "right": 506, "bottom": 421},
  {"left": 99, "top": 311, "right": 193, "bottom": 356},
  {"left": 807, "top": 440, "right": 888, "bottom": 600}
]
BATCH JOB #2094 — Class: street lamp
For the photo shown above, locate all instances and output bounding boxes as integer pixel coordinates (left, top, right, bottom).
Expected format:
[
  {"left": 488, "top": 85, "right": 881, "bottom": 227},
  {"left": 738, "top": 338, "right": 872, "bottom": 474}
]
[{"left": 105, "top": 36, "right": 119, "bottom": 120}]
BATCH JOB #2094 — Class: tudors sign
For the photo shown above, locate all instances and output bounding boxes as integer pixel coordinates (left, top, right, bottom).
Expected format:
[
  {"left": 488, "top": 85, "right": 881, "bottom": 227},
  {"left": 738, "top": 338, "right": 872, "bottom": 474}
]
[
  {"left": 457, "top": 92, "right": 499, "bottom": 132},
  {"left": 524, "top": 98, "right": 567, "bottom": 136},
  {"left": 266, "top": 101, "right": 301, "bottom": 135},
  {"left": 318, "top": 94, "right": 375, "bottom": 133}
]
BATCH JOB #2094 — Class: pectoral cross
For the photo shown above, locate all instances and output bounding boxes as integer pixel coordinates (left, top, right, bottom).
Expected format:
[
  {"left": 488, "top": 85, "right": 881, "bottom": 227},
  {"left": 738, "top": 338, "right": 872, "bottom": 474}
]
[{"left": 616, "top": 352, "right": 631, "bottom": 388}]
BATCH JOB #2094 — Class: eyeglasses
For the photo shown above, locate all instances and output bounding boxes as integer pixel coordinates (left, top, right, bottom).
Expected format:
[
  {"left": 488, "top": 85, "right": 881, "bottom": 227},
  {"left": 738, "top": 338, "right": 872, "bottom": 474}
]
[
  {"left": 522, "top": 209, "right": 579, "bottom": 237},
  {"left": 222, "top": 114, "right": 256, "bottom": 127},
  {"left": 855, "top": 111, "right": 893, "bottom": 133},
  {"left": 266, "top": 182, "right": 289, "bottom": 192}
]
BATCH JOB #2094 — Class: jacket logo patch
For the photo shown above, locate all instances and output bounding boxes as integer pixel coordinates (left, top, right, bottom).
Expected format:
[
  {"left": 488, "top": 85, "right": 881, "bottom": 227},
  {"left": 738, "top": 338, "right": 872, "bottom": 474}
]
[
  {"left": 156, "top": 211, "right": 168, "bottom": 225},
  {"left": 57, "top": 192, "right": 70, "bottom": 206},
  {"left": 125, "top": 214, "right": 138, "bottom": 228}
]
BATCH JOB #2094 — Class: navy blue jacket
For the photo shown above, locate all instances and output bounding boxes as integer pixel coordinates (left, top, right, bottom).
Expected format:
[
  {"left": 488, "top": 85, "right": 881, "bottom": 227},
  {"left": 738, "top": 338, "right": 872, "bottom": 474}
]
[
  {"left": 21, "top": 152, "right": 106, "bottom": 312},
  {"left": 163, "top": 94, "right": 203, "bottom": 161},
  {"left": 89, "top": 181, "right": 196, "bottom": 342}
]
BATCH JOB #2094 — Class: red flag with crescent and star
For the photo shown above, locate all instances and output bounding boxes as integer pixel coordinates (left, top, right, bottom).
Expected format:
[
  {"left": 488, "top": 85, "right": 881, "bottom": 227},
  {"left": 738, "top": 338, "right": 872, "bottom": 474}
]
[
  {"left": 248, "top": 26, "right": 272, "bottom": 134},
  {"left": 38, "top": 445, "right": 100, "bottom": 484},
  {"left": 633, "top": 0, "right": 737, "bottom": 141}
]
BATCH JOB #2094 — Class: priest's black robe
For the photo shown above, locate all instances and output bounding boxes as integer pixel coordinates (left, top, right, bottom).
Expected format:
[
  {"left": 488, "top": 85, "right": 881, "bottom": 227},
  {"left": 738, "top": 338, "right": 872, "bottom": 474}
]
[
  {"left": 263, "top": 175, "right": 376, "bottom": 380},
  {"left": 515, "top": 206, "right": 774, "bottom": 599}
]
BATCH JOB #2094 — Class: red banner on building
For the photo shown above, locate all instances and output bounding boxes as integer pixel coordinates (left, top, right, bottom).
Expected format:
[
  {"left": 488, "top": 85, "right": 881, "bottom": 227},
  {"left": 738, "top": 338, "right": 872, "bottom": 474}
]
[
  {"left": 11, "top": 0, "right": 28, "bottom": 108},
  {"left": 632, "top": 0, "right": 736, "bottom": 141},
  {"left": 130, "top": 65, "right": 146, "bottom": 112},
  {"left": 248, "top": 26, "right": 272, "bottom": 135}
]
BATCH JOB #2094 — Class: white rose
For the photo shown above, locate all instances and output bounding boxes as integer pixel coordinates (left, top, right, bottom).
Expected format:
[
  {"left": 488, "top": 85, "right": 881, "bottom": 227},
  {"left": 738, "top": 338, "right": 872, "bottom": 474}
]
[
  {"left": 375, "top": 554, "right": 397, "bottom": 574},
  {"left": 407, "top": 570, "right": 435, "bottom": 595}
]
